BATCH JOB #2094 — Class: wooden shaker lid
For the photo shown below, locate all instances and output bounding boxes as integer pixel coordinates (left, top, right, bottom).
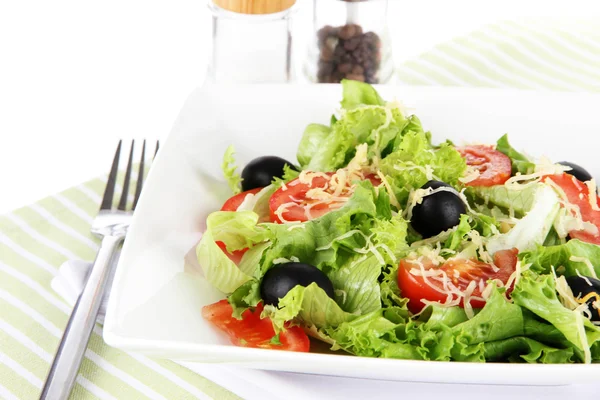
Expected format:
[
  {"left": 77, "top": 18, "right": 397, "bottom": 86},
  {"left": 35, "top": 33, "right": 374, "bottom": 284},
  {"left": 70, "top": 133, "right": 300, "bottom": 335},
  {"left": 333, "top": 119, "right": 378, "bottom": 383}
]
[{"left": 213, "top": 0, "right": 296, "bottom": 14}]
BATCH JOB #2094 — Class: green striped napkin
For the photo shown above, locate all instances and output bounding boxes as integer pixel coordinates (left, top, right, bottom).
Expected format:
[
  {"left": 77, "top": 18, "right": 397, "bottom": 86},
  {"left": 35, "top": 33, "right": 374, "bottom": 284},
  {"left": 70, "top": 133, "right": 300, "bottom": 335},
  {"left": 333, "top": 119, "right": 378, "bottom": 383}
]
[
  {"left": 1, "top": 18, "right": 599, "bottom": 400},
  {"left": 397, "top": 18, "right": 600, "bottom": 91}
]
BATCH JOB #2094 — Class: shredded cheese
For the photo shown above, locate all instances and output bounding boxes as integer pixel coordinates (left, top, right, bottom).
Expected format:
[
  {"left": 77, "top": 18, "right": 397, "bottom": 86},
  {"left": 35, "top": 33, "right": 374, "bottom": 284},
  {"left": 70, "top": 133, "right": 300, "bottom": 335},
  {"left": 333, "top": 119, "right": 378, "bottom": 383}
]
[{"left": 570, "top": 256, "right": 599, "bottom": 279}]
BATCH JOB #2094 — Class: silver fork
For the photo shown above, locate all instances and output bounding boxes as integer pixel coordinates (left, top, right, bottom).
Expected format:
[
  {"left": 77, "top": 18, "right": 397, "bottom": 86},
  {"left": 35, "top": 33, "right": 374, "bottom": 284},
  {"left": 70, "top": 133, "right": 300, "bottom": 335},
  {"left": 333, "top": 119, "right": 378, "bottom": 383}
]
[{"left": 40, "top": 139, "right": 159, "bottom": 400}]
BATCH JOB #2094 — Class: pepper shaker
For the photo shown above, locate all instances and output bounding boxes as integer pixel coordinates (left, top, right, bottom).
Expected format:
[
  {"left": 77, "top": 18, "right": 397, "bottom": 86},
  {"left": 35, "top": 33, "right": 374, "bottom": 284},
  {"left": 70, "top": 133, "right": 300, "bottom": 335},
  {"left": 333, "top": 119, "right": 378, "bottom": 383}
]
[
  {"left": 208, "top": 0, "right": 297, "bottom": 83},
  {"left": 304, "top": 0, "right": 393, "bottom": 84}
]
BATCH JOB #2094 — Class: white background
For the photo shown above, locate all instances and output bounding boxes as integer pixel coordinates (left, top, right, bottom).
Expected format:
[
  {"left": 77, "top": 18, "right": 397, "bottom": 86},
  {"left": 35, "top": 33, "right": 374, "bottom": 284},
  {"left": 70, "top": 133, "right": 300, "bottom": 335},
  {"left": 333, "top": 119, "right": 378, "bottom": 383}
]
[{"left": 0, "top": 0, "right": 599, "bottom": 215}]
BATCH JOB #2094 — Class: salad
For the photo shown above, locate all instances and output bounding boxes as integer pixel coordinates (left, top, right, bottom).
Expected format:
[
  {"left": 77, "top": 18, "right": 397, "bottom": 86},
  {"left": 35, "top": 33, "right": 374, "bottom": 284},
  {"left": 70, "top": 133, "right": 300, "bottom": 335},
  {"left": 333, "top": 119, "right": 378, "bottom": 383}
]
[{"left": 198, "top": 80, "right": 600, "bottom": 363}]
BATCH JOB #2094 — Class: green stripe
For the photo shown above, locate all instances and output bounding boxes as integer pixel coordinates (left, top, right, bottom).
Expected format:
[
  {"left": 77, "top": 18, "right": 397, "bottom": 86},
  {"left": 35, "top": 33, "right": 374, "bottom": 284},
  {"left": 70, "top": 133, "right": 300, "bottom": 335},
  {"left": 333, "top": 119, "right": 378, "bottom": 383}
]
[
  {"left": 473, "top": 30, "right": 600, "bottom": 91},
  {"left": 0, "top": 272, "right": 67, "bottom": 329},
  {"left": 70, "top": 382, "right": 103, "bottom": 400},
  {"left": 395, "top": 69, "right": 433, "bottom": 85},
  {"left": 0, "top": 329, "right": 48, "bottom": 379},
  {"left": 157, "top": 359, "right": 239, "bottom": 400},
  {"left": 434, "top": 42, "right": 534, "bottom": 89},
  {"left": 0, "top": 244, "right": 55, "bottom": 283},
  {"left": 0, "top": 215, "right": 71, "bottom": 263},
  {"left": 12, "top": 208, "right": 96, "bottom": 260},
  {"left": 452, "top": 35, "right": 569, "bottom": 91},
  {"left": 490, "top": 23, "right": 600, "bottom": 82},
  {"left": 0, "top": 360, "right": 39, "bottom": 400},
  {"left": 418, "top": 52, "right": 499, "bottom": 88},
  {"left": 77, "top": 356, "right": 154, "bottom": 400},
  {"left": 37, "top": 197, "right": 97, "bottom": 236},
  {"left": 61, "top": 187, "right": 102, "bottom": 216},
  {"left": 0, "top": 301, "right": 60, "bottom": 354},
  {"left": 86, "top": 334, "right": 202, "bottom": 400},
  {"left": 399, "top": 61, "right": 463, "bottom": 86}
]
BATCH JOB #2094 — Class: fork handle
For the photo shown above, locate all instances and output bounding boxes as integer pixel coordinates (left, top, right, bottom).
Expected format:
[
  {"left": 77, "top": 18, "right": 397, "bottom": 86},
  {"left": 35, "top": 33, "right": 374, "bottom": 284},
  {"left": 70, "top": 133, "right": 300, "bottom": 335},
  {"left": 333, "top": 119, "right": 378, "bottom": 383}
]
[{"left": 40, "top": 235, "right": 123, "bottom": 400}]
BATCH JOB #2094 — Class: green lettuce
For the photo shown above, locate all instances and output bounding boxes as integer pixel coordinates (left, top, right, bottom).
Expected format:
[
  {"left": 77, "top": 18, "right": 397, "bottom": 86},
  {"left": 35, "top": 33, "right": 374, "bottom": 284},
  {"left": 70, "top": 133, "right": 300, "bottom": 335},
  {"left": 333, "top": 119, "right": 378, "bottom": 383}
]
[
  {"left": 297, "top": 124, "right": 332, "bottom": 167},
  {"left": 263, "top": 283, "right": 353, "bottom": 331},
  {"left": 221, "top": 145, "right": 242, "bottom": 194},
  {"left": 486, "top": 185, "right": 560, "bottom": 254},
  {"left": 520, "top": 239, "right": 600, "bottom": 277},
  {"left": 468, "top": 183, "right": 540, "bottom": 218},
  {"left": 328, "top": 254, "right": 383, "bottom": 315},
  {"left": 297, "top": 81, "right": 412, "bottom": 172},
  {"left": 380, "top": 131, "right": 467, "bottom": 204},
  {"left": 260, "top": 182, "right": 384, "bottom": 273},
  {"left": 496, "top": 134, "right": 536, "bottom": 175},
  {"left": 339, "top": 79, "right": 385, "bottom": 110},
  {"left": 512, "top": 272, "right": 600, "bottom": 362},
  {"left": 196, "top": 211, "right": 271, "bottom": 293}
]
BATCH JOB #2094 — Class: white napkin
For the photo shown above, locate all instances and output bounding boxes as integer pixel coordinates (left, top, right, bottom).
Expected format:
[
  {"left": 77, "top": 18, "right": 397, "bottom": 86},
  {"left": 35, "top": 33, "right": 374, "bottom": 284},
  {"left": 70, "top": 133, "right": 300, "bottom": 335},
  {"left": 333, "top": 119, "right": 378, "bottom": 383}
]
[{"left": 52, "top": 259, "right": 600, "bottom": 400}]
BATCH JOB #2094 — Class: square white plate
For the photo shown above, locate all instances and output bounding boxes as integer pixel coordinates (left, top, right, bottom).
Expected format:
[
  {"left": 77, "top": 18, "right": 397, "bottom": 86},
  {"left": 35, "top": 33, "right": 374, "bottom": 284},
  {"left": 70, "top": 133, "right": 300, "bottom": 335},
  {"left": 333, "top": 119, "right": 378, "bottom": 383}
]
[{"left": 104, "top": 83, "right": 600, "bottom": 385}]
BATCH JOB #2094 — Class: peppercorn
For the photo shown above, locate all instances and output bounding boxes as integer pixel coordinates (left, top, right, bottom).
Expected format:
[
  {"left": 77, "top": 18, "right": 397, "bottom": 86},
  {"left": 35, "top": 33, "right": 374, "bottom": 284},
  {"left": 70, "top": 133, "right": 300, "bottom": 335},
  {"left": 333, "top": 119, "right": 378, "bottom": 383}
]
[{"left": 316, "top": 23, "right": 382, "bottom": 84}]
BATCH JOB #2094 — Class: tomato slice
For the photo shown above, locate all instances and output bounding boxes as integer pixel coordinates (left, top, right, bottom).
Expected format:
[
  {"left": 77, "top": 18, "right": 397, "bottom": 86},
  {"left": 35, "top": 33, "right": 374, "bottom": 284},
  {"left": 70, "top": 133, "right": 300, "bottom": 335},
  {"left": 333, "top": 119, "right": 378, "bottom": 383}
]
[
  {"left": 457, "top": 145, "right": 512, "bottom": 187},
  {"left": 397, "top": 249, "right": 518, "bottom": 314},
  {"left": 221, "top": 188, "right": 263, "bottom": 211},
  {"left": 543, "top": 173, "right": 600, "bottom": 245},
  {"left": 269, "top": 171, "right": 381, "bottom": 223},
  {"left": 202, "top": 300, "right": 310, "bottom": 352}
]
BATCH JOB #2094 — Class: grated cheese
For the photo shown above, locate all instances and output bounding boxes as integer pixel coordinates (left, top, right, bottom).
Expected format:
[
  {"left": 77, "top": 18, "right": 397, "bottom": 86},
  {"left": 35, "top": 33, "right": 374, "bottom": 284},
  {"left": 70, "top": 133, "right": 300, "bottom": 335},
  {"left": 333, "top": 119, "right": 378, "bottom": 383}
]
[{"left": 570, "top": 256, "right": 599, "bottom": 279}]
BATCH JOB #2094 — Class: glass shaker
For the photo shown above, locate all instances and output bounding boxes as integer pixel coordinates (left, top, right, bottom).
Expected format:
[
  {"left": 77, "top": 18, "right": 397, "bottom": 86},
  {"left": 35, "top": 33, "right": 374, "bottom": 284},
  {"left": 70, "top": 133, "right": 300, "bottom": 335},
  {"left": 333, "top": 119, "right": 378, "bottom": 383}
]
[
  {"left": 304, "top": 0, "right": 393, "bottom": 84},
  {"left": 207, "top": 0, "right": 297, "bottom": 83}
]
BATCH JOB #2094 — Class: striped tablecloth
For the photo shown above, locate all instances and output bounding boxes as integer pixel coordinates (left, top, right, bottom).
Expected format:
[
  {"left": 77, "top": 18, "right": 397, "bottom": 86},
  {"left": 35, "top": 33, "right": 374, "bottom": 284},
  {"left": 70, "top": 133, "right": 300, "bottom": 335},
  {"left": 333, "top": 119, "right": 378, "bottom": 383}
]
[{"left": 1, "top": 18, "right": 599, "bottom": 400}]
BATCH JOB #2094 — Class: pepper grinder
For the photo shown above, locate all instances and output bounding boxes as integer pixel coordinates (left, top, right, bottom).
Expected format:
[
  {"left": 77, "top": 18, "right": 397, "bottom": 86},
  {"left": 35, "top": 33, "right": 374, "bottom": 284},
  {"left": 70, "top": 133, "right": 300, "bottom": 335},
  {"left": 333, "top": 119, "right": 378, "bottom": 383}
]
[
  {"left": 304, "top": 0, "right": 393, "bottom": 84},
  {"left": 208, "top": 0, "right": 297, "bottom": 83}
]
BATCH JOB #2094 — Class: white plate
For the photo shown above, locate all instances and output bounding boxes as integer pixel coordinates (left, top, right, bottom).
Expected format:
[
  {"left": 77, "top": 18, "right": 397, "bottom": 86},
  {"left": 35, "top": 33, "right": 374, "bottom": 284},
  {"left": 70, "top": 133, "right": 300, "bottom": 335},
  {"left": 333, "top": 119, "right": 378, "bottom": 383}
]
[{"left": 104, "top": 83, "right": 600, "bottom": 385}]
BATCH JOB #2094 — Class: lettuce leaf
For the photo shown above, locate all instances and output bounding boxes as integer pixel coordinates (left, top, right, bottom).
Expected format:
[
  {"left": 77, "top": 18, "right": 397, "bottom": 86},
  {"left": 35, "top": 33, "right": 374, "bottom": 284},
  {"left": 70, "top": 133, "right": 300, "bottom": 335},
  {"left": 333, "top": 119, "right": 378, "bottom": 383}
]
[
  {"left": 196, "top": 211, "right": 272, "bottom": 293},
  {"left": 221, "top": 145, "right": 242, "bottom": 194},
  {"left": 380, "top": 131, "right": 467, "bottom": 204},
  {"left": 328, "top": 254, "right": 383, "bottom": 315},
  {"left": 496, "top": 134, "right": 536, "bottom": 175},
  {"left": 486, "top": 185, "right": 560, "bottom": 255},
  {"left": 263, "top": 283, "right": 353, "bottom": 331},
  {"left": 512, "top": 272, "right": 600, "bottom": 362},
  {"left": 520, "top": 239, "right": 600, "bottom": 277},
  {"left": 468, "top": 183, "right": 540, "bottom": 218},
  {"left": 260, "top": 182, "right": 382, "bottom": 273},
  {"left": 484, "top": 337, "right": 575, "bottom": 363},
  {"left": 340, "top": 79, "right": 385, "bottom": 110},
  {"left": 297, "top": 124, "right": 332, "bottom": 167}
]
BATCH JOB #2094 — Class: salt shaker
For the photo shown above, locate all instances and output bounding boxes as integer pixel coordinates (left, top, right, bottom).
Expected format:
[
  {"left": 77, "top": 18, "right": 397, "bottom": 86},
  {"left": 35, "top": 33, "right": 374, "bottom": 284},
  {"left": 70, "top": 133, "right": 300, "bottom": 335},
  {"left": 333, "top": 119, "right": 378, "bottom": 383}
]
[
  {"left": 304, "top": 0, "right": 393, "bottom": 84},
  {"left": 208, "top": 0, "right": 297, "bottom": 83}
]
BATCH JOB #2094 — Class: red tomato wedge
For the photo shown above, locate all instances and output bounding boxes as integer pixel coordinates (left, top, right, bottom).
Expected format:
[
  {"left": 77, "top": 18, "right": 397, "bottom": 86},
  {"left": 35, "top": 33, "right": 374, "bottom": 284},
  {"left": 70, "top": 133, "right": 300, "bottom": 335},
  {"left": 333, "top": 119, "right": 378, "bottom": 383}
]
[
  {"left": 457, "top": 145, "right": 512, "bottom": 187},
  {"left": 397, "top": 249, "right": 518, "bottom": 314},
  {"left": 269, "top": 171, "right": 381, "bottom": 223},
  {"left": 202, "top": 300, "right": 310, "bottom": 352},
  {"left": 220, "top": 188, "right": 263, "bottom": 212},
  {"left": 543, "top": 173, "right": 600, "bottom": 245}
]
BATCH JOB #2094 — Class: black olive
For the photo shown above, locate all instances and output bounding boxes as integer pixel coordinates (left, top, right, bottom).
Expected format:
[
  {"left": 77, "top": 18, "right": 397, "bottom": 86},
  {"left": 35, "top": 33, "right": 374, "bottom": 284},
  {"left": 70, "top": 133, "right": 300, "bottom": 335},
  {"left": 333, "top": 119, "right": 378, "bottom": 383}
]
[
  {"left": 241, "top": 156, "right": 297, "bottom": 191},
  {"left": 557, "top": 161, "right": 593, "bottom": 183},
  {"left": 260, "top": 262, "right": 335, "bottom": 306},
  {"left": 410, "top": 180, "right": 466, "bottom": 239},
  {"left": 566, "top": 276, "right": 600, "bottom": 322}
]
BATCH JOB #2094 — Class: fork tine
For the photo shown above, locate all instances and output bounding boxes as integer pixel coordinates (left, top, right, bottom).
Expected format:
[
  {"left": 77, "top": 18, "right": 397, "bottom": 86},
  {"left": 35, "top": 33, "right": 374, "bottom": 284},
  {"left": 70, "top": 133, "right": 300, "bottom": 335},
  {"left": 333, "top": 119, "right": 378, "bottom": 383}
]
[
  {"left": 132, "top": 140, "right": 146, "bottom": 210},
  {"left": 100, "top": 140, "right": 122, "bottom": 210},
  {"left": 117, "top": 140, "right": 135, "bottom": 211}
]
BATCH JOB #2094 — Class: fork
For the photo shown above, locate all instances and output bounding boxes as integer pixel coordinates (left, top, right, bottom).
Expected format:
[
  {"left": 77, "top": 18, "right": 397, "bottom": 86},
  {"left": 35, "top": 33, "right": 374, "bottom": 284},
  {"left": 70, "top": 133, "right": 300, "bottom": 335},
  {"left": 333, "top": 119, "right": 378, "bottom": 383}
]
[{"left": 40, "top": 139, "right": 159, "bottom": 400}]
